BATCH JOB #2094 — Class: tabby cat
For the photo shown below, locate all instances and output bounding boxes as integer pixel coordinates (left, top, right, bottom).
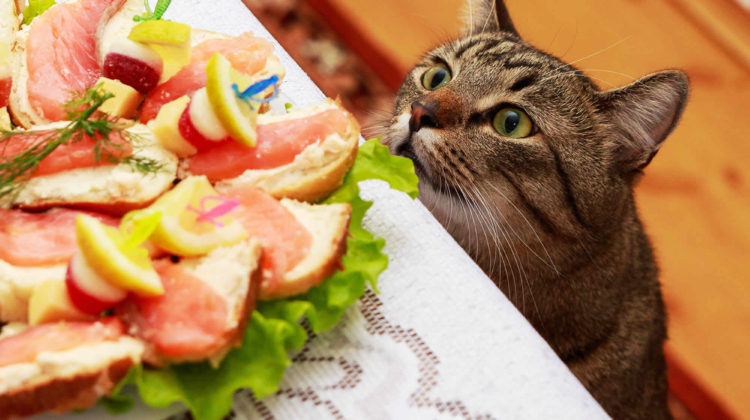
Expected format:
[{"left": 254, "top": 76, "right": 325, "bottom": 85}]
[{"left": 382, "top": 1, "right": 689, "bottom": 418}]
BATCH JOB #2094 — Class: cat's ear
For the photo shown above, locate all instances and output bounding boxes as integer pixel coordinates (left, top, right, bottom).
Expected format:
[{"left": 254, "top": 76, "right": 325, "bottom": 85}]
[
  {"left": 599, "top": 70, "right": 689, "bottom": 173},
  {"left": 464, "top": 0, "right": 518, "bottom": 36}
]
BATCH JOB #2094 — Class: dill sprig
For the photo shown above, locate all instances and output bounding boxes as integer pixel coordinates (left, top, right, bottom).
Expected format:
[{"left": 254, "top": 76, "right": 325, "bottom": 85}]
[{"left": 0, "top": 86, "right": 163, "bottom": 203}]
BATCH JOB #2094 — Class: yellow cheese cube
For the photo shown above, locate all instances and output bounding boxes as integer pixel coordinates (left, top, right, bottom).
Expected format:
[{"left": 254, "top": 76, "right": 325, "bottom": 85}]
[
  {"left": 28, "top": 280, "right": 94, "bottom": 325},
  {"left": 149, "top": 43, "right": 191, "bottom": 83},
  {"left": 147, "top": 95, "right": 197, "bottom": 157},
  {"left": 0, "top": 106, "right": 11, "bottom": 131},
  {"left": 96, "top": 77, "right": 143, "bottom": 118}
]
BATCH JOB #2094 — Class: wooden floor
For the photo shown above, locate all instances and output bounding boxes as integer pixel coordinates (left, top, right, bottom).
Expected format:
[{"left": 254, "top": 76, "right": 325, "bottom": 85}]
[{"left": 304, "top": 0, "right": 750, "bottom": 418}]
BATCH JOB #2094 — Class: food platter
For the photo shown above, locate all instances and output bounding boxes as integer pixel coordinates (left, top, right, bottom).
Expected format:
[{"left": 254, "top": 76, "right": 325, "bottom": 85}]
[{"left": 0, "top": 0, "right": 420, "bottom": 418}]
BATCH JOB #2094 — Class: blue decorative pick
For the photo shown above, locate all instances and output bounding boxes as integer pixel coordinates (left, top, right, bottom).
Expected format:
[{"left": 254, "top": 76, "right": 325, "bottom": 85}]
[{"left": 232, "top": 75, "right": 280, "bottom": 109}]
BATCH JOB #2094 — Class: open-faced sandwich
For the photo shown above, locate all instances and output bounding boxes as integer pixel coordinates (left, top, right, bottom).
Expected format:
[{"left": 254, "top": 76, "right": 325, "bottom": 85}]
[{"left": 0, "top": 1, "right": 418, "bottom": 419}]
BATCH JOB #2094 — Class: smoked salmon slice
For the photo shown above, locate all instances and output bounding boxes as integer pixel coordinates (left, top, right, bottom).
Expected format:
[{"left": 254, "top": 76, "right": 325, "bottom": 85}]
[
  {"left": 24, "top": 0, "right": 125, "bottom": 122},
  {"left": 0, "top": 129, "right": 133, "bottom": 177},
  {"left": 0, "top": 317, "right": 124, "bottom": 367},
  {"left": 0, "top": 208, "right": 118, "bottom": 267},
  {"left": 139, "top": 32, "right": 274, "bottom": 123},
  {"left": 186, "top": 107, "right": 350, "bottom": 182},
  {"left": 222, "top": 187, "right": 312, "bottom": 294},
  {"left": 116, "top": 259, "right": 230, "bottom": 358}
]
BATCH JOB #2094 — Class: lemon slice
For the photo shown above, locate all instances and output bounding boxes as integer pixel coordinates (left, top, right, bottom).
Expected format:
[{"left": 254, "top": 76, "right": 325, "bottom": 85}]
[
  {"left": 205, "top": 53, "right": 259, "bottom": 147},
  {"left": 76, "top": 215, "right": 163, "bottom": 297},
  {"left": 128, "top": 21, "right": 191, "bottom": 46},
  {"left": 138, "top": 176, "right": 248, "bottom": 256}
]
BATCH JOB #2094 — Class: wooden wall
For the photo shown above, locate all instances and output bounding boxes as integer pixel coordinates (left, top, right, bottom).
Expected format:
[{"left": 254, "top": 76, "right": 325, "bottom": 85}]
[{"left": 304, "top": 0, "right": 750, "bottom": 417}]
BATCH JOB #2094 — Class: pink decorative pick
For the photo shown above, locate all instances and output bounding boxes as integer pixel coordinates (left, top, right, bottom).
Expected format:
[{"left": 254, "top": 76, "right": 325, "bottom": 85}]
[{"left": 185, "top": 195, "right": 240, "bottom": 227}]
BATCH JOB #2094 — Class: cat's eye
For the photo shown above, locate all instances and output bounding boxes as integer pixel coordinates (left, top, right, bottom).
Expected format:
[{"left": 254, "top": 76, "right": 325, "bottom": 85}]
[
  {"left": 421, "top": 64, "right": 452, "bottom": 90},
  {"left": 492, "top": 107, "right": 533, "bottom": 138}
]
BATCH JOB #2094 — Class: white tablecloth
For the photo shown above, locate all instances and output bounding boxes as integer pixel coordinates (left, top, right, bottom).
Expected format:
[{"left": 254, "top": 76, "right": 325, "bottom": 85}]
[{"left": 43, "top": 0, "right": 608, "bottom": 418}]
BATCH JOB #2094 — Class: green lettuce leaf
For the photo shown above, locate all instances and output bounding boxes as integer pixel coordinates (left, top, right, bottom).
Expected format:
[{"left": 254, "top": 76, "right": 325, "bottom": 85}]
[
  {"left": 23, "top": 0, "right": 56, "bottom": 25},
  {"left": 114, "top": 139, "right": 417, "bottom": 420}
]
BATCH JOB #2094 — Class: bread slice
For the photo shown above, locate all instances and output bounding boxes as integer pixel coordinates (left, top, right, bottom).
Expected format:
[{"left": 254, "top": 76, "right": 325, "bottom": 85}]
[
  {"left": 210, "top": 99, "right": 360, "bottom": 203},
  {"left": 117, "top": 239, "right": 263, "bottom": 367},
  {"left": 9, "top": 122, "right": 178, "bottom": 215},
  {"left": 259, "top": 199, "right": 351, "bottom": 300},
  {"left": 0, "top": 328, "right": 144, "bottom": 419},
  {"left": 0, "top": 261, "right": 66, "bottom": 323}
]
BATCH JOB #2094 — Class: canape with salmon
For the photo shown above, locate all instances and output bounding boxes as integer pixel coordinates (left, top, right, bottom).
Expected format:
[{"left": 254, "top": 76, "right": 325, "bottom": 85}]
[
  {"left": 10, "top": 0, "right": 126, "bottom": 127},
  {"left": 1, "top": 121, "right": 178, "bottom": 214},
  {"left": 0, "top": 318, "right": 145, "bottom": 419},
  {"left": 0, "top": 208, "right": 119, "bottom": 322}
]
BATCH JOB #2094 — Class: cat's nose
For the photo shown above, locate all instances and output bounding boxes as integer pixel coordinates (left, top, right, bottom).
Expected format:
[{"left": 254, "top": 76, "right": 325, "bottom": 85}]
[{"left": 409, "top": 102, "right": 440, "bottom": 132}]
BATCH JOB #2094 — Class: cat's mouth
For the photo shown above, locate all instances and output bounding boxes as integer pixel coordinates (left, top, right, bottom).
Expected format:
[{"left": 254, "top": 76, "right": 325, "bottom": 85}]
[
  {"left": 395, "top": 136, "right": 468, "bottom": 202},
  {"left": 395, "top": 139, "right": 426, "bottom": 175}
]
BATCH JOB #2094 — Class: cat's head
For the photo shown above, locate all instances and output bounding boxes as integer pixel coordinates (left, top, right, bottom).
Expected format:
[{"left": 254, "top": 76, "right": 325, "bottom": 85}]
[{"left": 384, "top": 0, "right": 688, "bottom": 275}]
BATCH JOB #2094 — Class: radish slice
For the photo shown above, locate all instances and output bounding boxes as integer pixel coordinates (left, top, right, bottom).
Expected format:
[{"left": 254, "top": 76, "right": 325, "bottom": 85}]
[
  {"left": 189, "top": 88, "right": 228, "bottom": 141},
  {"left": 66, "top": 252, "right": 128, "bottom": 314}
]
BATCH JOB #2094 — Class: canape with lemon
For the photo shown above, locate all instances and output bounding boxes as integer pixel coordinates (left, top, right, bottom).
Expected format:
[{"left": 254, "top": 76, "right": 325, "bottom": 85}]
[
  {"left": 66, "top": 212, "right": 163, "bottom": 315},
  {"left": 135, "top": 176, "right": 248, "bottom": 256},
  {"left": 150, "top": 53, "right": 269, "bottom": 156}
]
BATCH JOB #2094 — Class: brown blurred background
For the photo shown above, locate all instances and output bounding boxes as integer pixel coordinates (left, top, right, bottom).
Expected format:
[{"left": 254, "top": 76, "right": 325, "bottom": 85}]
[{"left": 243, "top": 0, "right": 750, "bottom": 418}]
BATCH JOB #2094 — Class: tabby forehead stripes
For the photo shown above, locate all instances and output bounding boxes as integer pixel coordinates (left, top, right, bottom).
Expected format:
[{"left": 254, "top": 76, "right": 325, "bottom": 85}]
[
  {"left": 475, "top": 55, "right": 545, "bottom": 71},
  {"left": 510, "top": 75, "right": 537, "bottom": 92},
  {"left": 453, "top": 38, "right": 483, "bottom": 59},
  {"left": 452, "top": 38, "right": 524, "bottom": 60}
]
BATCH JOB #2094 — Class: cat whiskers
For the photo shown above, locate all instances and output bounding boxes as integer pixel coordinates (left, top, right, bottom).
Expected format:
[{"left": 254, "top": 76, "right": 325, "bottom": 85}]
[
  {"left": 534, "top": 68, "right": 637, "bottom": 89},
  {"left": 436, "top": 157, "right": 458, "bottom": 239},
  {"left": 423, "top": 146, "right": 489, "bottom": 277},
  {"left": 476, "top": 185, "right": 522, "bottom": 310},
  {"left": 468, "top": 183, "right": 521, "bottom": 307},
  {"left": 533, "top": 36, "right": 633, "bottom": 88},
  {"left": 577, "top": 68, "right": 637, "bottom": 82},
  {"left": 476, "top": 183, "right": 546, "bottom": 326},
  {"left": 430, "top": 141, "right": 517, "bottom": 302},
  {"left": 563, "top": 36, "right": 632, "bottom": 69},
  {"left": 456, "top": 181, "right": 533, "bottom": 321},
  {"left": 484, "top": 182, "right": 560, "bottom": 276},
  {"left": 480, "top": 0, "right": 497, "bottom": 35},
  {"left": 454, "top": 183, "right": 499, "bottom": 290},
  {"left": 467, "top": 0, "right": 474, "bottom": 38},
  {"left": 480, "top": 183, "right": 549, "bottom": 324},
  {"left": 362, "top": 105, "right": 398, "bottom": 140}
]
